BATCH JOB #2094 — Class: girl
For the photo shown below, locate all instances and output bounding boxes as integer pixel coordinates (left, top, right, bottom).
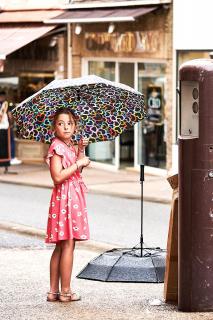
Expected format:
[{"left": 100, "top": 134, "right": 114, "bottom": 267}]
[{"left": 45, "top": 107, "right": 90, "bottom": 303}]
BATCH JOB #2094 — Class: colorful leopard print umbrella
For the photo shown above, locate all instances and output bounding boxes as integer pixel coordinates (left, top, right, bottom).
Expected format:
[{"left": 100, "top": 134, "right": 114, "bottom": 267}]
[{"left": 12, "top": 75, "right": 146, "bottom": 144}]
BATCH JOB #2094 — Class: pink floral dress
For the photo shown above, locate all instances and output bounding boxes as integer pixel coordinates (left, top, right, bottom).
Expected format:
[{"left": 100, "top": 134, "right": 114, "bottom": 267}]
[{"left": 45, "top": 137, "right": 90, "bottom": 243}]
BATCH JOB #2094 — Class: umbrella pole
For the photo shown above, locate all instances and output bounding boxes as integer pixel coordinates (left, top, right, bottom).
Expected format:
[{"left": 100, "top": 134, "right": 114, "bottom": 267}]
[{"left": 140, "top": 164, "right": 144, "bottom": 257}]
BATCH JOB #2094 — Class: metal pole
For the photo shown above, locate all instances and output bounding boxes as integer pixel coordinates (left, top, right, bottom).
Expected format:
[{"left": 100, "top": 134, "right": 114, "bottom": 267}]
[{"left": 140, "top": 164, "right": 144, "bottom": 257}]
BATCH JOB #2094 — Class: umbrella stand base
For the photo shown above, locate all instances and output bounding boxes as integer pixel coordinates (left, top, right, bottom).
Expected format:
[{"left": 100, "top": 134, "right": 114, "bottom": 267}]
[{"left": 77, "top": 245, "right": 166, "bottom": 283}]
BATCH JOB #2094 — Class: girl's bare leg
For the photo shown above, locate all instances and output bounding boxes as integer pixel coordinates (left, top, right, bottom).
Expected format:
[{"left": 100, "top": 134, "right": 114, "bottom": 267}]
[
  {"left": 49, "top": 243, "right": 62, "bottom": 293},
  {"left": 60, "top": 239, "right": 75, "bottom": 293}
]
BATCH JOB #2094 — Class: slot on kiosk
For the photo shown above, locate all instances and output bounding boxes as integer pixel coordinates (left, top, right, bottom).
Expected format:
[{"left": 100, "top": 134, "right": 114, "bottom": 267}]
[{"left": 179, "top": 59, "right": 213, "bottom": 311}]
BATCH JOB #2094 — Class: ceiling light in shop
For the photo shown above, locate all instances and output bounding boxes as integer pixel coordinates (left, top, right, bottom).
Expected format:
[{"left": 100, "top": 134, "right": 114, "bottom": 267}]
[
  {"left": 108, "top": 23, "right": 115, "bottom": 34},
  {"left": 75, "top": 24, "right": 82, "bottom": 35}
]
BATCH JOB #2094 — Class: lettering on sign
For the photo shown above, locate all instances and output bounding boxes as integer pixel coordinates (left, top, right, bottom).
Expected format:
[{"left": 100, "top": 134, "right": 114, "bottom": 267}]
[{"left": 85, "top": 31, "right": 162, "bottom": 53}]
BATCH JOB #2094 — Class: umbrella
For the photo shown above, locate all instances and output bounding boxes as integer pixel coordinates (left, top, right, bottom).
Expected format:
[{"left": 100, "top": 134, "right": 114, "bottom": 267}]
[
  {"left": 77, "top": 247, "right": 166, "bottom": 283},
  {"left": 77, "top": 165, "right": 166, "bottom": 283},
  {"left": 12, "top": 75, "right": 146, "bottom": 144}
]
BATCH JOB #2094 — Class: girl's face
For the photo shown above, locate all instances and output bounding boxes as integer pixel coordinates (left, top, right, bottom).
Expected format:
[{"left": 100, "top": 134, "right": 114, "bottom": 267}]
[{"left": 54, "top": 113, "right": 76, "bottom": 141}]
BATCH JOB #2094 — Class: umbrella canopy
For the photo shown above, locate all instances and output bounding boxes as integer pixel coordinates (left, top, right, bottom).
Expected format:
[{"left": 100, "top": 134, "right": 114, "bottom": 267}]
[
  {"left": 12, "top": 75, "right": 146, "bottom": 144},
  {"left": 77, "top": 248, "right": 166, "bottom": 283}
]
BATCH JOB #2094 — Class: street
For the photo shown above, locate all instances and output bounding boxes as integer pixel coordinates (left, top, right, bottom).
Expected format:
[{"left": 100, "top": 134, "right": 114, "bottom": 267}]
[{"left": 0, "top": 182, "right": 170, "bottom": 248}]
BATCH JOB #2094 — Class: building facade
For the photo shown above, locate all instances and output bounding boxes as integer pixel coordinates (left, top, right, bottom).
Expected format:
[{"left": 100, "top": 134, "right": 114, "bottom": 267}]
[
  {"left": 0, "top": 0, "right": 173, "bottom": 173},
  {"left": 0, "top": 1, "right": 66, "bottom": 162},
  {"left": 172, "top": 0, "right": 213, "bottom": 172},
  {"left": 49, "top": 0, "right": 173, "bottom": 173}
]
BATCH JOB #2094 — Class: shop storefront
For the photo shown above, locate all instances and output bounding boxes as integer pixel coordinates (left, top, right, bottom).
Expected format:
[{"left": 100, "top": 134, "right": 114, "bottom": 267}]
[
  {"left": 64, "top": 3, "right": 173, "bottom": 172},
  {"left": 82, "top": 58, "right": 167, "bottom": 170},
  {"left": 0, "top": 24, "right": 66, "bottom": 162}
]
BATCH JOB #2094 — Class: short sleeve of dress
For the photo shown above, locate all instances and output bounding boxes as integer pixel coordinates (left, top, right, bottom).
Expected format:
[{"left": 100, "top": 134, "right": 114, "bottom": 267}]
[{"left": 46, "top": 139, "right": 68, "bottom": 169}]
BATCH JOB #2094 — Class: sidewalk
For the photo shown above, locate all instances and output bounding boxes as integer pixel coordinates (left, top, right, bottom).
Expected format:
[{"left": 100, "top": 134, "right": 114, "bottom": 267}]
[
  {"left": 0, "top": 163, "right": 172, "bottom": 204},
  {"left": 0, "top": 243, "right": 212, "bottom": 320}
]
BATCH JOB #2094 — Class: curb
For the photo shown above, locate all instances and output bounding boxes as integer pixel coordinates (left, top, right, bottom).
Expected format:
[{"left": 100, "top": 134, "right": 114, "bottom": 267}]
[
  {"left": 0, "top": 179, "right": 171, "bottom": 204},
  {"left": 0, "top": 220, "right": 119, "bottom": 252}
]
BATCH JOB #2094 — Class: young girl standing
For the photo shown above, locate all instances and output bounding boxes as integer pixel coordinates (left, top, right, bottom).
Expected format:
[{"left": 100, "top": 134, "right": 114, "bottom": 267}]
[{"left": 45, "top": 107, "right": 90, "bottom": 303}]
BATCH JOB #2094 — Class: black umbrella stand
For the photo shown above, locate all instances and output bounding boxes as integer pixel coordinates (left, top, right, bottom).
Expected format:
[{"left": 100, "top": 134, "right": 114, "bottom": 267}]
[{"left": 77, "top": 164, "right": 166, "bottom": 283}]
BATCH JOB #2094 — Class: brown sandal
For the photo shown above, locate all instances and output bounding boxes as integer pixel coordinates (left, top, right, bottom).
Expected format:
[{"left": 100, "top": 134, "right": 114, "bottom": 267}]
[
  {"left": 47, "top": 291, "right": 60, "bottom": 302},
  {"left": 59, "top": 292, "right": 81, "bottom": 302}
]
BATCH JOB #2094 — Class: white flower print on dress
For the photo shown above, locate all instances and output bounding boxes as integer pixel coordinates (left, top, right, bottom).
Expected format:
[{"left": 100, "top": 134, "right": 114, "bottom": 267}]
[{"left": 45, "top": 139, "right": 90, "bottom": 244}]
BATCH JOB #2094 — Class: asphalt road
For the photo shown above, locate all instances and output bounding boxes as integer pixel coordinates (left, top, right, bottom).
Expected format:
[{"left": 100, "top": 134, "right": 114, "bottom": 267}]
[{"left": 0, "top": 183, "right": 170, "bottom": 248}]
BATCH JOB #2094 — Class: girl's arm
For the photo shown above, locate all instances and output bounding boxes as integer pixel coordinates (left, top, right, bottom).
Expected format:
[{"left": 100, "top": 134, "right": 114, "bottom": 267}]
[{"left": 50, "top": 154, "right": 89, "bottom": 185}]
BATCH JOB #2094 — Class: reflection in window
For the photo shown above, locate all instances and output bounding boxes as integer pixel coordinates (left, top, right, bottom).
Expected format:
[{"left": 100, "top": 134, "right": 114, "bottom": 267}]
[
  {"left": 88, "top": 61, "right": 115, "bottom": 81},
  {"left": 138, "top": 63, "right": 166, "bottom": 168}
]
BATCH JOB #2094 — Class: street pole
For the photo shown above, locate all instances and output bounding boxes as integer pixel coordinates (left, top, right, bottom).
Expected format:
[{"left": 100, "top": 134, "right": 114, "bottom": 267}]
[{"left": 140, "top": 164, "right": 144, "bottom": 257}]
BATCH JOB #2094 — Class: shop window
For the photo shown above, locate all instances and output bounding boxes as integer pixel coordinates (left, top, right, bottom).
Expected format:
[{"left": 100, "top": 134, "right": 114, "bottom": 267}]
[
  {"left": 88, "top": 61, "right": 116, "bottom": 165},
  {"left": 119, "top": 62, "right": 135, "bottom": 166}
]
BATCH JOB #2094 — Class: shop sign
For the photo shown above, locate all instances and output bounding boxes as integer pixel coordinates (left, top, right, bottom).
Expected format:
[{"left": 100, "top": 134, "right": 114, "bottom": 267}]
[{"left": 85, "top": 31, "right": 162, "bottom": 53}]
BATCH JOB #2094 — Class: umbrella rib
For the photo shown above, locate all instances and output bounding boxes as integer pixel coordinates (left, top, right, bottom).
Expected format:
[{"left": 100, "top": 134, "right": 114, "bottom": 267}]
[
  {"left": 149, "top": 254, "right": 159, "bottom": 283},
  {"left": 105, "top": 254, "right": 123, "bottom": 282}
]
